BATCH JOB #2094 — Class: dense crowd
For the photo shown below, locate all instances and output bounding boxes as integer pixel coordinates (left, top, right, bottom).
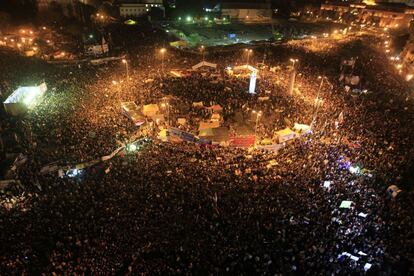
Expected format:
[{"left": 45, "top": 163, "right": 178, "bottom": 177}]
[{"left": 0, "top": 24, "right": 413, "bottom": 275}]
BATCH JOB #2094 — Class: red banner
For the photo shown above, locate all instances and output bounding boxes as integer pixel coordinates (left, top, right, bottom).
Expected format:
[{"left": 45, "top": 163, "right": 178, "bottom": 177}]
[{"left": 229, "top": 135, "right": 256, "bottom": 148}]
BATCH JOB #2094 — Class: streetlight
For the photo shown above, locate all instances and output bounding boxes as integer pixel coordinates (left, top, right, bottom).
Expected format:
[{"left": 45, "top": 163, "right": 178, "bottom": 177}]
[
  {"left": 200, "top": 45, "right": 205, "bottom": 61},
  {"left": 160, "top": 48, "right": 166, "bottom": 72},
  {"left": 245, "top": 49, "right": 253, "bottom": 65},
  {"left": 311, "top": 76, "right": 329, "bottom": 129},
  {"left": 122, "top": 59, "right": 129, "bottom": 82},
  {"left": 288, "top": 58, "right": 299, "bottom": 96},
  {"left": 315, "top": 76, "right": 325, "bottom": 107},
  {"left": 290, "top": 58, "right": 299, "bottom": 69},
  {"left": 252, "top": 110, "right": 262, "bottom": 141}
]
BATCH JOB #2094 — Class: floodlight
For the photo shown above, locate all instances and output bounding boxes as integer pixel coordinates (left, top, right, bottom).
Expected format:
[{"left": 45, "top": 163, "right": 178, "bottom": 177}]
[{"left": 127, "top": 144, "right": 137, "bottom": 152}]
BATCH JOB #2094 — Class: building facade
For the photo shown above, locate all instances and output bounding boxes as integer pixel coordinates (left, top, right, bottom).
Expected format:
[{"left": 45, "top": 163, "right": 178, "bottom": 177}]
[
  {"left": 221, "top": 1, "right": 272, "bottom": 22},
  {"left": 321, "top": 1, "right": 414, "bottom": 28},
  {"left": 118, "top": 0, "right": 164, "bottom": 18}
]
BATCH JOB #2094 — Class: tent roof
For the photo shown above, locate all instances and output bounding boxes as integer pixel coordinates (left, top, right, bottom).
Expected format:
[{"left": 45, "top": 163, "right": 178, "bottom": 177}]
[
  {"left": 207, "top": 104, "right": 223, "bottom": 111},
  {"left": 233, "top": 64, "right": 258, "bottom": 72},
  {"left": 199, "top": 121, "right": 220, "bottom": 131},
  {"left": 4, "top": 83, "right": 47, "bottom": 105},
  {"left": 143, "top": 104, "right": 159, "bottom": 116},
  {"left": 294, "top": 123, "right": 311, "bottom": 132},
  {"left": 275, "top": 128, "right": 295, "bottom": 136},
  {"left": 192, "top": 61, "right": 217, "bottom": 70}
]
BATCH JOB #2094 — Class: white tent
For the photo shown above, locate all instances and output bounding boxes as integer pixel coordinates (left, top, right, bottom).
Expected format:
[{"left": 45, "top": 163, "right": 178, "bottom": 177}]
[
  {"left": 274, "top": 128, "right": 297, "bottom": 143},
  {"left": 233, "top": 65, "right": 258, "bottom": 94},
  {"left": 143, "top": 104, "right": 159, "bottom": 117},
  {"left": 192, "top": 61, "right": 217, "bottom": 71},
  {"left": 294, "top": 123, "right": 311, "bottom": 135},
  {"left": 3, "top": 83, "right": 47, "bottom": 116},
  {"left": 233, "top": 64, "right": 258, "bottom": 72}
]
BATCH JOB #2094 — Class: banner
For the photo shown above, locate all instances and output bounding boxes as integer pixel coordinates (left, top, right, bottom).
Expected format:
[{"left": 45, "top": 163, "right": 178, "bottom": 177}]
[
  {"left": 249, "top": 70, "right": 257, "bottom": 94},
  {"left": 229, "top": 135, "right": 255, "bottom": 148}
]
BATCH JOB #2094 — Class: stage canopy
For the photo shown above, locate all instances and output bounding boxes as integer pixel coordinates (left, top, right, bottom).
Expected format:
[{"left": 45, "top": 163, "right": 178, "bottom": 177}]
[
  {"left": 274, "top": 128, "right": 297, "bottom": 143},
  {"left": 294, "top": 123, "right": 311, "bottom": 134},
  {"left": 121, "top": 102, "right": 146, "bottom": 126},
  {"left": 233, "top": 65, "right": 258, "bottom": 72},
  {"left": 192, "top": 61, "right": 217, "bottom": 71},
  {"left": 3, "top": 83, "right": 47, "bottom": 116},
  {"left": 143, "top": 104, "right": 160, "bottom": 117}
]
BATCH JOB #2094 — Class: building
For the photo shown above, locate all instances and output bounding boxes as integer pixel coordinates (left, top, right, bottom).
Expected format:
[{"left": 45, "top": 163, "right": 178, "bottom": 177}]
[
  {"left": 326, "top": 0, "right": 414, "bottom": 6},
  {"left": 221, "top": 0, "right": 272, "bottom": 22},
  {"left": 401, "top": 22, "right": 414, "bottom": 76},
  {"left": 321, "top": 1, "right": 414, "bottom": 28},
  {"left": 117, "top": 0, "right": 164, "bottom": 18}
]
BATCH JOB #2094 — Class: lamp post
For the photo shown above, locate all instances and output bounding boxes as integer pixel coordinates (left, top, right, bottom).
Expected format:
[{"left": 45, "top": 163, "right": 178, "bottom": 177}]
[
  {"left": 160, "top": 48, "right": 166, "bottom": 73},
  {"left": 311, "top": 76, "right": 328, "bottom": 129},
  {"left": 200, "top": 45, "right": 205, "bottom": 62},
  {"left": 288, "top": 58, "right": 299, "bottom": 96},
  {"left": 290, "top": 58, "right": 299, "bottom": 69},
  {"left": 245, "top": 49, "right": 253, "bottom": 65},
  {"left": 122, "top": 59, "right": 129, "bottom": 82},
  {"left": 253, "top": 110, "right": 262, "bottom": 142},
  {"left": 315, "top": 76, "right": 325, "bottom": 107}
]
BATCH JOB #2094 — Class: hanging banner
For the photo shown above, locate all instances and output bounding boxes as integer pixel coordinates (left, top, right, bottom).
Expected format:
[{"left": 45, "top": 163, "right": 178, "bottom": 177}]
[{"left": 249, "top": 70, "right": 257, "bottom": 94}]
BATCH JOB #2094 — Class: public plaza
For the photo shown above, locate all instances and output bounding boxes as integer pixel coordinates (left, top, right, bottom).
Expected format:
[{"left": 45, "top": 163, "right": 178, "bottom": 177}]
[{"left": 0, "top": 1, "right": 414, "bottom": 275}]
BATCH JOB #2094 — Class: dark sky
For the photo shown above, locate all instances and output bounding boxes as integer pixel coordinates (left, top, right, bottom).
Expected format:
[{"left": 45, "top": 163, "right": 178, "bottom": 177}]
[{"left": 0, "top": 0, "right": 37, "bottom": 21}]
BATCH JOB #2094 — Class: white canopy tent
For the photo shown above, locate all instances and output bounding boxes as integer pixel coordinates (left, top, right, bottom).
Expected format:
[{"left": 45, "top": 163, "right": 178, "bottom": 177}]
[
  {"left": 192, "top": 61, "right": 217, "bottom": 71},
  {"left": 233, "top": 64, "right": 258, "bottom": 72},
  {"left": 3, "top": 83, "right": 47, "bottom": 116},
  {"left": 274, "top": 128, "right": 297, "bottom": 143},
  {"left": 143, "top": 104, "right": 160, "bottom": 117},
  {"left": 233, "top": 65, "right": 258, "bottom": 94},
  {"left": 294, "top": 123, "right": 312, "bottom": 135}
]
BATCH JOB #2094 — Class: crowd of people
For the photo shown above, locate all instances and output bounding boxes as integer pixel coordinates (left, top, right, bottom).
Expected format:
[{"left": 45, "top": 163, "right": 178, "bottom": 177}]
[{"left": 0, "top": 23, "right": 413, "bottom": 275}]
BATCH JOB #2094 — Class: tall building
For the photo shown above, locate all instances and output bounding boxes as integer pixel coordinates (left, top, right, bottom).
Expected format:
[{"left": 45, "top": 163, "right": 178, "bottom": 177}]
[{"left": 221, "top": 0, "right": 272, "bottom": 21}]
